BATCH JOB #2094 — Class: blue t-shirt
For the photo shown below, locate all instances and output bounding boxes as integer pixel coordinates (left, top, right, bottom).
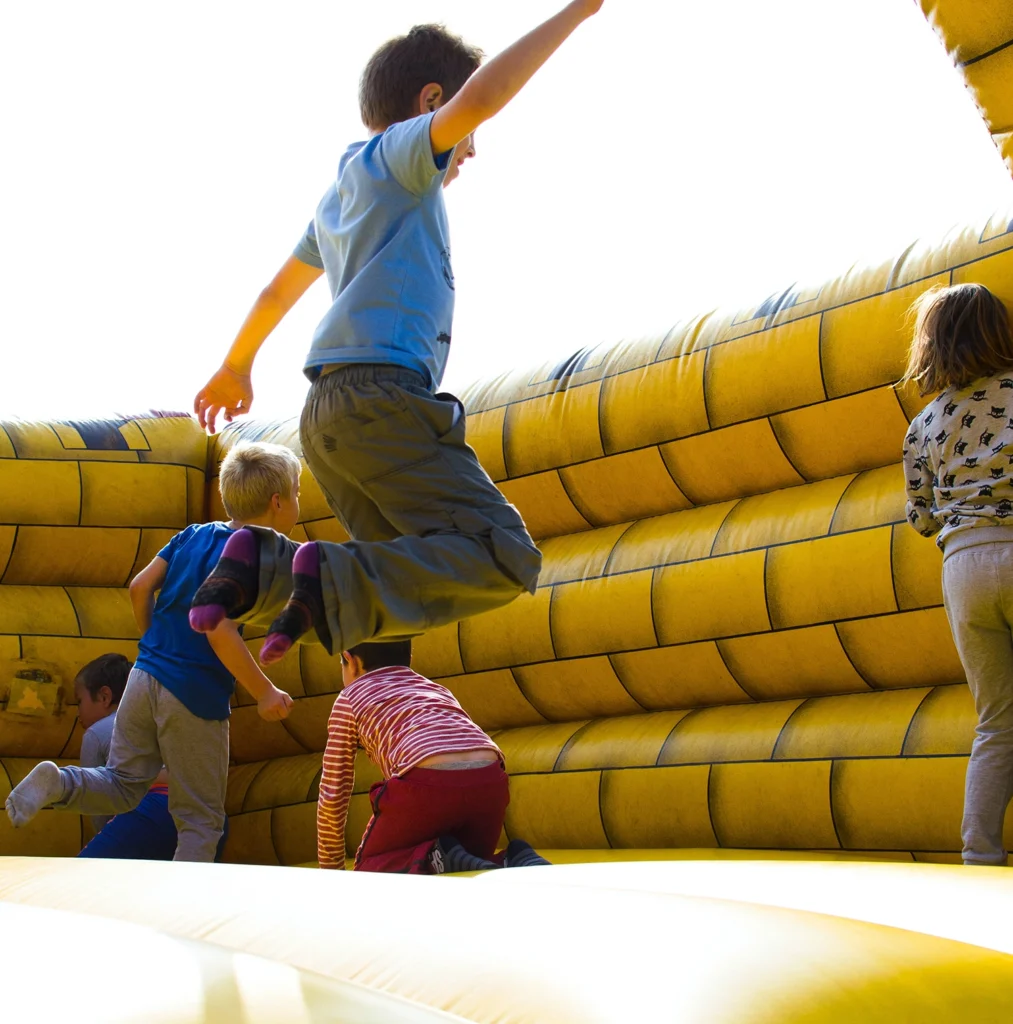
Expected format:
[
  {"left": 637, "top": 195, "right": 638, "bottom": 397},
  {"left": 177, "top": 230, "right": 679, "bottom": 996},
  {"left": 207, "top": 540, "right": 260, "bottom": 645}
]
[
  {"left": 294, "top": 112, "right": 455, "bottom": 390},
  {"left": 133, "top": 522, "right": 236, "bottom": 721}
]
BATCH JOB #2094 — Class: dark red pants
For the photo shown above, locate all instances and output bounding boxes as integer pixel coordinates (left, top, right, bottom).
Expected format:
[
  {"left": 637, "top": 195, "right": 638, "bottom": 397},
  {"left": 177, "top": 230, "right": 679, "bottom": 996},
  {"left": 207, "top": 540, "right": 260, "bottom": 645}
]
[{"left": 354, "top": 762, "right": 510, "bottom": 874}]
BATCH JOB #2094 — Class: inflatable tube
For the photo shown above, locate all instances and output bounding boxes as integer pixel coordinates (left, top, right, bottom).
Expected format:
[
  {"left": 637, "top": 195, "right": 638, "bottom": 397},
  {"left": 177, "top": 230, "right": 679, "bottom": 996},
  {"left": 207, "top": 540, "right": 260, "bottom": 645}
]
[
  {"left": 213, "top": 683, "right": 984, "bottom": 867},
  {"left": 919, "top": 1, "right": 1013, "bottom": 175},
  {"left": 0, "top": 899, "right": 453, "bottom": 1023},
  {"left": 4, "top": 856, "right": 1013, "bottom": 1023}
]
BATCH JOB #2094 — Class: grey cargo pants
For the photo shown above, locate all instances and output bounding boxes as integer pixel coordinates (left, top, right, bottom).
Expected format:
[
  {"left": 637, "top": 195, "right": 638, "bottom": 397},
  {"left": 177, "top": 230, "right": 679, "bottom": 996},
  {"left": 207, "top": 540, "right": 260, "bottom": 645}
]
[
  {"left": 54, "top": 668, "right": 228, "bottom": 862},
  {"left": 242, "top": 364, "right": 542, "bottom": 652}
]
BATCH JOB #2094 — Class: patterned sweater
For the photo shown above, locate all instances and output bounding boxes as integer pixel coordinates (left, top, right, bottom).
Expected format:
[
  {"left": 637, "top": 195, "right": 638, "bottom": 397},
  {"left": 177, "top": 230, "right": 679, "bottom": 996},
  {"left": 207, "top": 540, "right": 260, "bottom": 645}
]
[
  {"left": 903, "top": 369, "right": 1013, "bottom": 549},
  {"left": 316, "top": 665, "right": 502, "bottom": 870}
]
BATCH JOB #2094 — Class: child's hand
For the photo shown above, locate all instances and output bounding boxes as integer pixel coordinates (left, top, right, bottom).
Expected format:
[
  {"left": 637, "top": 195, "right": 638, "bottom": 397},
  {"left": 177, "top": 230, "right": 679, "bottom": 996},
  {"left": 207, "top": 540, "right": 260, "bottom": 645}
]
[
  {"left": 194, "top": 364, "right": 254, "bottom": 434},
  {"left": 572, "top": 0, "right": 603, "bottom": 15},
  {"left": 257, "top": 686, "right": 294, "bottom": 721}
]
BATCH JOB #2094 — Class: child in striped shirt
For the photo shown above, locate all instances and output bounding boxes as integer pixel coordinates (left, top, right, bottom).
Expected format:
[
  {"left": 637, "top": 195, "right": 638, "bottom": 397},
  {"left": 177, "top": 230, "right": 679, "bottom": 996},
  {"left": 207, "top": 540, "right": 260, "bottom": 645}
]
[{"left": 319, "top": 639, "right": 548, "bottom": 873}]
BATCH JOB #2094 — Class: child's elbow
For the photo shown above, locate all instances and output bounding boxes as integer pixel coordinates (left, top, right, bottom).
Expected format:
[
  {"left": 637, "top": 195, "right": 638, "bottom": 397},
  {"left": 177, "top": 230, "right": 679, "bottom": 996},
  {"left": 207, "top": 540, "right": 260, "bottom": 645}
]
[{"left": 259, "top": 282, "right": 290, "bottom": 314}]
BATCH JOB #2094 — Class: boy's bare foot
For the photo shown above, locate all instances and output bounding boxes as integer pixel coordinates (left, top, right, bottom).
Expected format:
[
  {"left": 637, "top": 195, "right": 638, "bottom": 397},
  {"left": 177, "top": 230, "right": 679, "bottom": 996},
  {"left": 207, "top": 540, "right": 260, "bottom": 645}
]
[
  {"left": 190, "top": 527, "right": 260, "bottom": 632},
  {"left": 5, "top": 761, "right": 65, "bottom": 827},
  {"left": 260, "top": 541, "right": 332, "bottom": 664}
]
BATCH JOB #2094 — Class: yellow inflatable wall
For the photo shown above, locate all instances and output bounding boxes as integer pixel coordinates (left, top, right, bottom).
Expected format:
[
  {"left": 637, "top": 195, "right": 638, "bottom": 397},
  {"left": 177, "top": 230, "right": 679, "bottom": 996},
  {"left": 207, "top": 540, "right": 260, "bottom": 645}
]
[
  {"left": 4, "top": 5, "right": 1013, "bottom": 1020},
  {"left": 920, "top": 0, "right": 1013, "bottom": 176},
  {"left": 4, "top": 215, "right": 1013, "bottom": 867}
]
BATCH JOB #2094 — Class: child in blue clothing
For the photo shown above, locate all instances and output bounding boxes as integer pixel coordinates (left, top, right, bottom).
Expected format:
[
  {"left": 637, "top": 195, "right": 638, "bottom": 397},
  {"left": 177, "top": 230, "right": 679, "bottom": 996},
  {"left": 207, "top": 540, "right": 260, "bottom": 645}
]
[
  {"left": 74, "top": 652, "right": 134, "bottom": 837},
  {"left": 188, "top": 3, "right": 604, "bottom": 664},
  {"left": 73, "top": 652, "right": 230, "bottom": 861},
  {"left": 6, "top": 442, "right": 300, "bottom": 861}
]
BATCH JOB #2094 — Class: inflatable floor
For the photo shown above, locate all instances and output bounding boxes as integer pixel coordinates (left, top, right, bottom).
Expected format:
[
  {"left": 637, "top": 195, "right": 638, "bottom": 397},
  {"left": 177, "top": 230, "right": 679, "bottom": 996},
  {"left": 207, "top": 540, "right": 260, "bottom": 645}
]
[{"left": 3, "top": 2, "right": 1013, "bottom": 1020}]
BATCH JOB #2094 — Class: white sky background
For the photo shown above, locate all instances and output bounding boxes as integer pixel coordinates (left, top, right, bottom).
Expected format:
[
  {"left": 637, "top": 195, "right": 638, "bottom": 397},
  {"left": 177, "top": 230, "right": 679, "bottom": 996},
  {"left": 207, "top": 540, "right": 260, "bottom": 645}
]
[{"left": 1, "top": 0, "right": 1012, "bottom": 421}]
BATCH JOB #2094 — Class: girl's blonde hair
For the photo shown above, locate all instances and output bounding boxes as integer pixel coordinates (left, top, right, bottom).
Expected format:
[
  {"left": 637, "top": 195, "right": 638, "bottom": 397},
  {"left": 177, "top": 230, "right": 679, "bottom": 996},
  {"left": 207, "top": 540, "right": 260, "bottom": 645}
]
[
  {"left": 218, "top": 442, "right": 302, "bottom": 521},
  {"left": 903, "top": 283, "right": 1013, "bottom": 396}
]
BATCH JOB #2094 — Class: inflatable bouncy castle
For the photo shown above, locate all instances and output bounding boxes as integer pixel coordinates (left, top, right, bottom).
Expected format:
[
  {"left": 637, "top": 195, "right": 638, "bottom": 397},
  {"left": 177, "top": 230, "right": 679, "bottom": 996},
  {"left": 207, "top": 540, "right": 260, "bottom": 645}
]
[{"left": 4, "top": 3, "right": 1013, "bottom": 1021}]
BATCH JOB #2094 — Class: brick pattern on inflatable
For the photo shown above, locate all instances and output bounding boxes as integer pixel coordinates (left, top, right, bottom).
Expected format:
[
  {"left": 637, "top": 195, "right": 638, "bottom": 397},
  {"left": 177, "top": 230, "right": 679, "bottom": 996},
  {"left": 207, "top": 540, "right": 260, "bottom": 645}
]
[
  {"left": 920, "top": 1, "right": 1013, "bottom": 176},
  {"left": 460, "top": 224, "right": 1013, "bottom": 539},
  {"left": 5, "top": 0, "right": 1013, "bottom": 865},
  {"left": 5, "top": 217, "right": 1013, "bottom": 863}
]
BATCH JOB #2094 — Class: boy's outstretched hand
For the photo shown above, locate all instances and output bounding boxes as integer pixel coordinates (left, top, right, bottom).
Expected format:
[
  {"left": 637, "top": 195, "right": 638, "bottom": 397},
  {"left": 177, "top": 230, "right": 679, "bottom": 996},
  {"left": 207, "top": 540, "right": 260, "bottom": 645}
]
[
  {"left": 575, "top": 0, "right": 604, "bottom": 12},
  {"left": 258, "top": 685, "right": 294, "bottom": 722},
  {"left": 194, "top": 364, "right": 254, "bottom": 434}
]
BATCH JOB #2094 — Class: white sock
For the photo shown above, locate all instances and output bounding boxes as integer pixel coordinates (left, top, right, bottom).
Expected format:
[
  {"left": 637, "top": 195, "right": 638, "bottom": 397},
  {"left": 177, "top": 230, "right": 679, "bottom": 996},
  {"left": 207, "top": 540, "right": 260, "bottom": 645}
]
[{"left": 5, "top": 761, "right": 65, "bottom": 828}]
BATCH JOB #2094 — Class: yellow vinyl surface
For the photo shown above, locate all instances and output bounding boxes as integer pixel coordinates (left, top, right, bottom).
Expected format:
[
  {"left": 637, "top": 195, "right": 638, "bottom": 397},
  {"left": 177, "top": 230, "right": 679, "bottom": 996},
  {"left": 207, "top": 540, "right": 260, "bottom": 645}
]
[
  {"left": 4, "top": 7, "right": 1013, "bottom": 1019},
  {"left": 0, "top": 899, "right": 451, "bottom": 1024},
  {"left": 4, "top": 856, "right": 1013, "bottom": 1023},
  {"left": 920, "top": 1, "right": 1013, "bottom": 175},
  {"left": 4, "top": 227, "right": 1013, "bottom": 867}
]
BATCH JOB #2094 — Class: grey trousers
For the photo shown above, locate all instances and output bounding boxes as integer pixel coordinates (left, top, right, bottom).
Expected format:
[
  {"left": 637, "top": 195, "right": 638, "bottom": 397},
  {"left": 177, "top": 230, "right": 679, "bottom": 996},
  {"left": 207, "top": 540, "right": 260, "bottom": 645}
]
[
  {"left": 55, "top": 668, "right": 228, "bottom": 862},
  {"left": 942, "top": 541, "right": 1013, "bottom": 865},
  {"left": 243, "top": 364, "right": 542, "bottom": 652}
]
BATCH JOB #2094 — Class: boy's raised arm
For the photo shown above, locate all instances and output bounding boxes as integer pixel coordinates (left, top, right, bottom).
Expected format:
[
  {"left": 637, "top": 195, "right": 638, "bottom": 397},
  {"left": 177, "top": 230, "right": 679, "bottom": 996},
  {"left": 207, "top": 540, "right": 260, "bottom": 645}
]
[
  {"left": 429, "top": 0, "right": 603, "bottom": 156},
  {"left": 195, "top": 254, "right": 323, "bottom": 434}
]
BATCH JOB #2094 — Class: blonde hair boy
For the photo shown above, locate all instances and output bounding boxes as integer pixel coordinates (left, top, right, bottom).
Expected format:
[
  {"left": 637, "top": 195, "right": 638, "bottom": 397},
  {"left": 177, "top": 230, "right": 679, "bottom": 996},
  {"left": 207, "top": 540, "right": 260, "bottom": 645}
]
[
  {"left": 219, "top": 442, "right": 303, "bottom": 521},
  {"left": 6, "top": 441, "right": 302, "bottom": 861}
]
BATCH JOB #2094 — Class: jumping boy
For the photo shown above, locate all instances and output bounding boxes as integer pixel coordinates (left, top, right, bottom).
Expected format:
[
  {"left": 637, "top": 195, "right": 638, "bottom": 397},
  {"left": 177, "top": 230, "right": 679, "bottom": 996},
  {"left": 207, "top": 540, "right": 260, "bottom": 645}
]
[
  {"left": 319, "top": 639, "right": 548, "bottom": 872},
  {"left": 188, "top": 2, "right": 604, "bottom": 662},
  {"left": 5, "top": 443, "right": 300, "bottom": 861}
]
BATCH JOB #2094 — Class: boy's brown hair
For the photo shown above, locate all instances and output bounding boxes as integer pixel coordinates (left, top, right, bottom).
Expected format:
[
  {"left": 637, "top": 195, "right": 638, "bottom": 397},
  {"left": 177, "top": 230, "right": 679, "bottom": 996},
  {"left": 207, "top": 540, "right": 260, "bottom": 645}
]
[
  {"left": 76, "top": 653, "right": 132, "bottom": 704},
  {"left": 218, "top": 442, "right": 302, "bottom": 521},
  {"left": 345, "top": 640, "right": 412, "bottom": 673},
  {"left": 359, "top": 24, "right": 483, "bottom": 131},
  {"left": 903, "top": 283, "right": 1013, "bottom": 396}
]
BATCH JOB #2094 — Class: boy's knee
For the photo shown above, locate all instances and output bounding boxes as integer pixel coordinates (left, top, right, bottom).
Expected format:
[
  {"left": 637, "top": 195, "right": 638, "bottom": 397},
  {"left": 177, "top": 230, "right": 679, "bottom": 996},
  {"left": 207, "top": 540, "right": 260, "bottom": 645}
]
[
  {"left": 460, "top": 506, "right": 541, "bottom": 593},
  {"left": 501, "top": 533, "right": 541, "bottom": 594},
  {"left": 121, "top": 776, "right": 157, "bottom": 807}
]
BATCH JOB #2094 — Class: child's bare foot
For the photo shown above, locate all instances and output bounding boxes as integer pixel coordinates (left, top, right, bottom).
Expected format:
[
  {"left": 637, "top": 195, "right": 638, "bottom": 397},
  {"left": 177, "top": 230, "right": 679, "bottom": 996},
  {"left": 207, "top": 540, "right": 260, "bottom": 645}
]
[
  {"left": 260, "top": 541, "right": 332, "bottom": 664},
  {"left": 190, "top": 527, "right": 260, "bottom": 632},
  {"left": 5, "top": 761, "right": 65, "bottom": 827}
]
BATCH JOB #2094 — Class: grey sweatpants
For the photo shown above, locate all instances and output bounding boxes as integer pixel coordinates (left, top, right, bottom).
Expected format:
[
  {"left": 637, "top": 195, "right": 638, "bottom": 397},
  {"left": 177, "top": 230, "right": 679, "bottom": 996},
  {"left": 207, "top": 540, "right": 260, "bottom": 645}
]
[
  {"left": 942, "top": 541, "right": 1013, "bottom": 865},
  {"left": 242, "top": 364, "right": 542, "bottom": 651},
  {"left": 55, "top": 668, "right": 228, "bottom": 862}
]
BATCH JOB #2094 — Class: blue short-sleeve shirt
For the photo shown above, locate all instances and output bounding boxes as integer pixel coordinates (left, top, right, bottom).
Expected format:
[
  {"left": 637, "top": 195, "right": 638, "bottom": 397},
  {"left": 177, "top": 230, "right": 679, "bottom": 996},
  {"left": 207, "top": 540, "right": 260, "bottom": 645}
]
[
  {"left": 133, "top": 522, "right": 236, "bottom": 720},
  {"left": 295, "top": 113, "right": 456, "bottom": 390}
]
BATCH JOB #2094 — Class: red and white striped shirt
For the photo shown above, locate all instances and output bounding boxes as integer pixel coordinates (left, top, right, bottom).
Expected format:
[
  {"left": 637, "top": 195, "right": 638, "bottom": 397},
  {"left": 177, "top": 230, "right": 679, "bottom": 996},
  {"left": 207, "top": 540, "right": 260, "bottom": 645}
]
[{"left": 316, "top": 665, "right": 502, "bottom": 869}]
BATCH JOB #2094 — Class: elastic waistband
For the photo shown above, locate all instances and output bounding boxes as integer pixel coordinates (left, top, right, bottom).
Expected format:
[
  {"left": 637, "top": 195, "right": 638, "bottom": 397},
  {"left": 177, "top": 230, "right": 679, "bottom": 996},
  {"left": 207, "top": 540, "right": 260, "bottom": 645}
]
[
  {"left": 943, "top": 523, "right": 1013, "bottom": 560},
  {"left": 425, "top": 758, "right": 499, "bottom": 771},
  {"left": 316, "top": 362, "right": 428, "bottom": 388},
  {"left": 400, "top": 761, "right": 506, "bottom": 787}
]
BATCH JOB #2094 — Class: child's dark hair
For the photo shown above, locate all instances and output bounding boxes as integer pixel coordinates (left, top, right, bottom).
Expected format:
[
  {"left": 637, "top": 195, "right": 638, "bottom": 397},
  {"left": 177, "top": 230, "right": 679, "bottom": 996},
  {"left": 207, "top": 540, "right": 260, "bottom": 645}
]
[
  {"left": 344, "top": 640, "right": 412, "bottom": 673},
  {"left": 903, "top": 283, "right": 1013, "bottom": 395},
  {"left": 76, "top": 653, "right": 132, "bottom": 704},
  {"left": 359, "top": 24, "right": 483, "bottom": 130}
]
